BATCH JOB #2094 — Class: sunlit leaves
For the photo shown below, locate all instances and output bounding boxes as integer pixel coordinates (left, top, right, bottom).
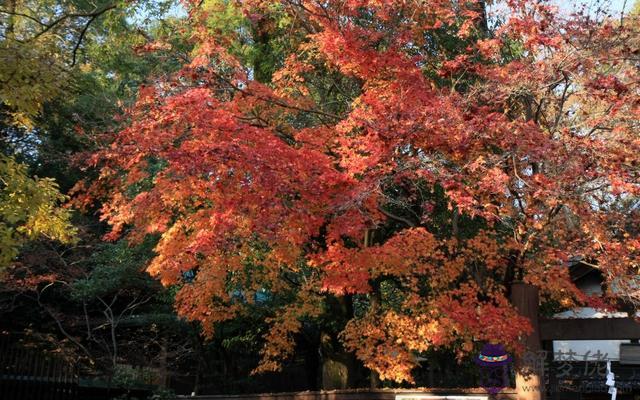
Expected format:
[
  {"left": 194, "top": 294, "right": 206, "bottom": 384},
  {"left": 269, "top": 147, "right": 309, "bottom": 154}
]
[
  {"left": 81, "top": 0, "right": 640, "bottom": 383},
  {"left": 0, "top": 155, "right": 76, "bottom": 271}
]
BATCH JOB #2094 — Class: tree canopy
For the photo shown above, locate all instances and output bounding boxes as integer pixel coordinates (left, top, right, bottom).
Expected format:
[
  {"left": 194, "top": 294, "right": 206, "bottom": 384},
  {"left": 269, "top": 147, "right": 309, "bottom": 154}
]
[{"left": 78, "top": 0, "right": 640, "bottom": 383}]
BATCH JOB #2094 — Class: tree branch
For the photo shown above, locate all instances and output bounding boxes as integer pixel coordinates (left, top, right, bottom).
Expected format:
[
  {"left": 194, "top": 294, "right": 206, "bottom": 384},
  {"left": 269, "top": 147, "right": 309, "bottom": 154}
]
[
  {"left": 71, "top": 15, "right": 97, "bottom": 66},
  {"left": 32, "top": 4, "right": 117, "bottom": 41},
  {"left": 377, "top": 206, "right": 418, "bottom": 227}
]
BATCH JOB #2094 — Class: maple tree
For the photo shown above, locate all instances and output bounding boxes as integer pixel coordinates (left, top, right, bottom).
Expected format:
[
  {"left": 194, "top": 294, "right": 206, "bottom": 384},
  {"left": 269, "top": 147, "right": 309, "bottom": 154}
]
[{"left": 78, "top": 0, "right": 640, "bottom": 384}]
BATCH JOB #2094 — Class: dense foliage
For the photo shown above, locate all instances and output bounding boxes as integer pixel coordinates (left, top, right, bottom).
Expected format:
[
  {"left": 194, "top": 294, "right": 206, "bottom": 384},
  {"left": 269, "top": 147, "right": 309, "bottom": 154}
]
[
  {"left": 0, "top": 155, "right": 75, "bottom": 270},
  {"left": 79, "top": 0, "right": 640, "bottom": 384}
]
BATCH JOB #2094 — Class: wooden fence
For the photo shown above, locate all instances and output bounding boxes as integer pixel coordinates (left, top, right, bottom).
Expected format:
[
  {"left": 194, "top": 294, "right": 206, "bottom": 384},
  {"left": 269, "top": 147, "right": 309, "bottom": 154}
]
[
  {"left": 0, "top": 340, "right": 78, "bottom": 400},
  {"left": 177, "top": 388, "right": 518, "bottom": 400}
]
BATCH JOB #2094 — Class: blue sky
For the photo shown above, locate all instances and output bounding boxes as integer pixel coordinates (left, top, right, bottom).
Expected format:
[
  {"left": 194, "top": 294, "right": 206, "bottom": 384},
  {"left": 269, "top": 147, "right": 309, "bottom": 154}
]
[
  {"left": 486, "top": 0, "right": 635, "bottom": 28},
  {"left": 552, "top": 0, "right": 634, "bottom": 15},
  {"left": 156, "top": 0, "right": 635, "bottom": 22}
]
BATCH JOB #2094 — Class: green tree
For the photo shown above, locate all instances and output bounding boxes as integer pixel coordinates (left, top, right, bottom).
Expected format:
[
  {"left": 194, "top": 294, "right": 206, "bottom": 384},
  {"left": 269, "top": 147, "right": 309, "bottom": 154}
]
[
  {"left": 0, "top": 155, "right": 75, "bottom": 271},
  {"left": 0, "top": 0, "right": 189, "bottom": 266}
]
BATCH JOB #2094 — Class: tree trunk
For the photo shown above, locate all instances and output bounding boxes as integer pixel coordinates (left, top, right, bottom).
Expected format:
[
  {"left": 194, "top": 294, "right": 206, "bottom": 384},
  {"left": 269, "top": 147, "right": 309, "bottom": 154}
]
[
  {"left": 319, "top": 295, "right": 358, "bottom": 389},
  {"left": 369, "top": 282, "right": 382, "bottom": 389},
  {"left": 191, "top": 327, "right": 205, "bottom": 396},
  {"left": 364, "top": 229, "right": 382, "bottom": 389},
  {"left": 158, "top": 335, "right": 169, "bottom": 388},
  {"left": 511, "top": 283, "right": 544, "bottom": 400},
  {"left": 319, "top": 330, "right": 359, "bottom": 389},
  {"left": 469, "top": 0, "right": 489, "bottom": 37}
]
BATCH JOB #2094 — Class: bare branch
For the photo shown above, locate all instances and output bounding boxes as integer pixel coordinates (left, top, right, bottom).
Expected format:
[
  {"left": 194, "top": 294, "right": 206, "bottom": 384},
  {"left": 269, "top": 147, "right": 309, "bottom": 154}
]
[
  {"left": 377, "top": 206, "right": 418, "bottom": 227},
  {"left": 71, "top": 14, "right": 97, "bottom": 66},
  {"left": 32, "top": 4, "right": 118, "bottom": 41}
]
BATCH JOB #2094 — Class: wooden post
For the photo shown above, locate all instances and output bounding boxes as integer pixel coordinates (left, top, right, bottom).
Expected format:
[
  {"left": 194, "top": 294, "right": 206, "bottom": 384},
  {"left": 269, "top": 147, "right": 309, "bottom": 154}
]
[{"left": 510, "top": 283, "right": 544, "bottom": 400}]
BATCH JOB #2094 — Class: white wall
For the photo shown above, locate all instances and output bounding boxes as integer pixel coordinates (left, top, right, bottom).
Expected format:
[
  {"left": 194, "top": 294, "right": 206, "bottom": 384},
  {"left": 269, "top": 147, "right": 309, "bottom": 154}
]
[{"left": 553, "top": 340, "right": 630, "bottom": 361}]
